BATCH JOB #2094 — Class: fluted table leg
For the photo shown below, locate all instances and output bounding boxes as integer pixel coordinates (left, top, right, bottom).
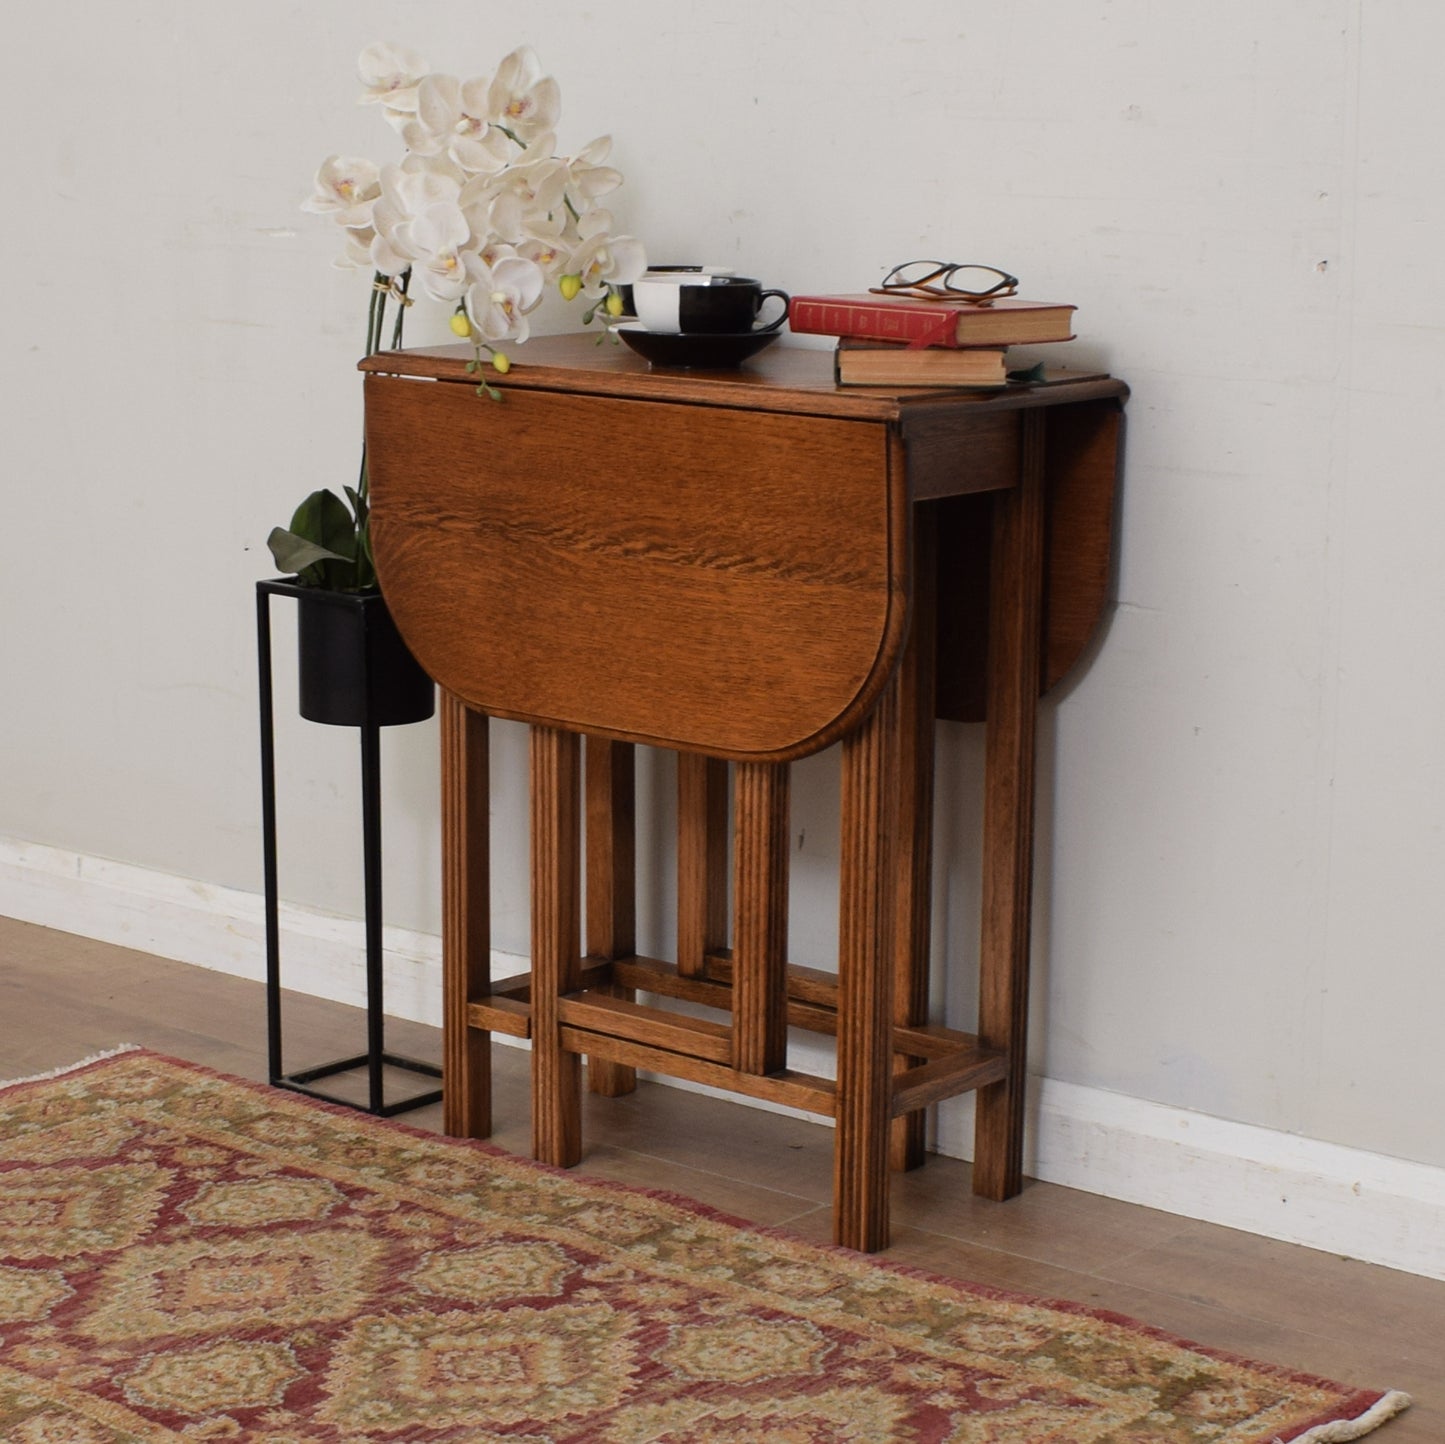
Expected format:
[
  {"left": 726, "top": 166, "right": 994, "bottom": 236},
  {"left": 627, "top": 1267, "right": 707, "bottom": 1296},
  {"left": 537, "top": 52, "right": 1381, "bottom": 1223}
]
[
  {"left": 530, "top": 725, "right": 583, "bottom": 1167},
  {"left": 974, "top": 411, "right": 1047, "bottom": 1201},
  {"left": 892, "top": 520, "right": 938, "bottom": 1172},
  {"left": 441, "top": 691, "right": 490, "bottom": 1138},
  {"left": 834, "top": 670, "right": 903, "bottom": 1251},
  {"left": 732, "top": 762, "right": 790, "bottom": 1077}
]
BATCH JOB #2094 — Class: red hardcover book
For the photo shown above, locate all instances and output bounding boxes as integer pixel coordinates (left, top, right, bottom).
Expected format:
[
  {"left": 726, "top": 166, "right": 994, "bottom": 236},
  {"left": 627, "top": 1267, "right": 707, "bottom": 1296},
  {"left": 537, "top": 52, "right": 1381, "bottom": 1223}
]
[{"left": 789, "top": 293, "right": 1076, "bottom": 348}]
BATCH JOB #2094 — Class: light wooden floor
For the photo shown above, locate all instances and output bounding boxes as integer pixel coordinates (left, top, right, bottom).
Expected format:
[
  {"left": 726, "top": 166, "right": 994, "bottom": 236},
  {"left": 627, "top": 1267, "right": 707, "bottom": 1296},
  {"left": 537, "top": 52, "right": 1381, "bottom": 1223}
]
[{"left": 1, "top": 914, "right": 1438, "bottom": 1437}]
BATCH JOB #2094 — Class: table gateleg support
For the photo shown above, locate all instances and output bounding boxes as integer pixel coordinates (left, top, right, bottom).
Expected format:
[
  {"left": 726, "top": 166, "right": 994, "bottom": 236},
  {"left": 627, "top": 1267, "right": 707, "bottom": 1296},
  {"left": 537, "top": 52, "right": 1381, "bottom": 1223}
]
[
  {"left": 891, "top": 518, "right": 938, "bottom": 1172},
  {"left": 585, "top": 736, "right": 638, "bottom": 1097},
  {"left": 974, "top": 411, "right": 1048, "bottom": 1200},
  {"left": 732, "top": 762, "right": 790, "bottom": 1076},
  {"left": 678, "top": 755, "right": 730, "bottom": 977},
  {"left": 835, "top": 669, "right": 903, "bottom": 1251},
  {"left": 530, "top": 725, "right": 584, "bottom": 1166},
  {"left": 440, "top": 691, "right": 491, "bottom": 1137}
]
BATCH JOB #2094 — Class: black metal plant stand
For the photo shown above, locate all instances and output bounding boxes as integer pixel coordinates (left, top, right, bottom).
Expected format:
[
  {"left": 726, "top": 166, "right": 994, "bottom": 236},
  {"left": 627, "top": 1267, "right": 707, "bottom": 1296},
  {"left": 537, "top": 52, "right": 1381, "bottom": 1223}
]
[{"left": 257, "top": 578, "right": 441, "bottom": 1116}]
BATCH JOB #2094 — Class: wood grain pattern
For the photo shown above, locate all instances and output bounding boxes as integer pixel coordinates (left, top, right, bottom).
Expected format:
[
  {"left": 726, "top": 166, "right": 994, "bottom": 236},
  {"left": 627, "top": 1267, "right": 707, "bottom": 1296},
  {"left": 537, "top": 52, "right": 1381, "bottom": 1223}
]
[
  {"left": 834, "top": 672, "right": 903, "bottom": 1252},
  {"left": 891, "top": 1049, "right": 1009, "bottom": 1117},
  {"left": 973, "top": 412, "right": 1048, "bottom": 1201},
  {"left": 584, "top": 736, "right": 636, "bottom": 1098},
  {"left": 466, "top": 996, "right": 530, "bottom": 1039},
  {"left": 560, "top": 992, "right": 733, "bottom": 1065},
  {"left": 677, "top": 754, "right": 729, "bottom": 977},
  {"left": 892, "top": 510, "right": 937, "bottom": 1172},
  {"left": 562, "top": 1030, "right": 838, "bottom": 1117},
  {"left": 366, "top": 375, "right": 904, "bottom": 760},
  {"left": 440, "top": 691, "right": 490, "bottom": 1137},
  {"left": 731, "top": 763, "right": 790, "bottom": 1076},
  {"left": 934, "top": 397, "right": 1125, "bottom": 722},
  {"left": 610, "top": 955, "right": 831, "bottom": 1035},
  {"left": 529, "top": 726, "right": 583, "bottom": 1167},
  {"left": 1039, "top": 399, "right": 1126, "bottom": 692},
  {"left": 361, "top": 335, "right": 1124, "bottom": 424}
]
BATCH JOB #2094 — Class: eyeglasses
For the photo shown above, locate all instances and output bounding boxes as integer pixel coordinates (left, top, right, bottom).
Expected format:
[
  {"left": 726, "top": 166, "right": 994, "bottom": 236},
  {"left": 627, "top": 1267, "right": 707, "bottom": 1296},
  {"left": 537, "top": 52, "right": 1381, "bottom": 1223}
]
[{"left": 871, "top": 261, "right": 1019, "bottom": 304}]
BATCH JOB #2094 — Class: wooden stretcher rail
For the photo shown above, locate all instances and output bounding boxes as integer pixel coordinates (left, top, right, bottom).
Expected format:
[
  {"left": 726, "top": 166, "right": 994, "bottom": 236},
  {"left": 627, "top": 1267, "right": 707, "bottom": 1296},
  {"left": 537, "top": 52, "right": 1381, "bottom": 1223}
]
[
  {"left": 891, "top": 1050, "right": 1009, "bottom": 1117},
  {"left": 469, "top": 956, "right": 1005, "bottom": 1111},
  {"left": 468, "top": 996, "right": 531, "bottom": 1039},
  {"left": 558, "top": 991, "right": 733, "bottom": 1065},
  {"left": 561, "top": 1029, "right": 839, "bottom": 1117}
]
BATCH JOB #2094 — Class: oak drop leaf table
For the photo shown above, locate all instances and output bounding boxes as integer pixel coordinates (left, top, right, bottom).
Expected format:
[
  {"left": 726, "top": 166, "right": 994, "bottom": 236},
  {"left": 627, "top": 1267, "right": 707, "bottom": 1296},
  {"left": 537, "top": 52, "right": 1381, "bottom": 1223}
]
[{"left": 361, "top": 334, "right": 1126, "bottom": 1252}]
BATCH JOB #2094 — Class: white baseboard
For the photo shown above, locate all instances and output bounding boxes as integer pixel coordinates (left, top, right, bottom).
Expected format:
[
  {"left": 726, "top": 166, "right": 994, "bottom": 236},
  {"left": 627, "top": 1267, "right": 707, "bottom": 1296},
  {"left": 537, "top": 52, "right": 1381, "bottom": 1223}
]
[
  {"left": 0, "top": 836, "right": 450, "bottom": 1028},
  {"left": 3, "top": 834, "right": 1441, "bottom": 1282},
  {"left": 1024, "top": 1078, "right": 1445, "bottom": 1282}
]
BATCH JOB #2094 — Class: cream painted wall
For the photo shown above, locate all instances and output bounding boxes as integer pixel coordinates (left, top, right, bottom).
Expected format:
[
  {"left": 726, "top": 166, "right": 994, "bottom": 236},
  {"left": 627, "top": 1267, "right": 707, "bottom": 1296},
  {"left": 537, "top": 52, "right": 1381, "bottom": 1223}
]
[{"left": 4, "top": 1, "right": 1443, "bottom": 1175}]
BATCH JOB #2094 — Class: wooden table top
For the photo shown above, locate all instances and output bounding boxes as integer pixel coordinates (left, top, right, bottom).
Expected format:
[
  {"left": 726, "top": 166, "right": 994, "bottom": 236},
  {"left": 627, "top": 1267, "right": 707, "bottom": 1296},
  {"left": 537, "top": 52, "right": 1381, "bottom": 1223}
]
[
  {"left": 360, "top": 333, "right": 1124, "bottom": 423},
  {"left": 362, "top": 335, "right": 1126, "bottom": 758}
]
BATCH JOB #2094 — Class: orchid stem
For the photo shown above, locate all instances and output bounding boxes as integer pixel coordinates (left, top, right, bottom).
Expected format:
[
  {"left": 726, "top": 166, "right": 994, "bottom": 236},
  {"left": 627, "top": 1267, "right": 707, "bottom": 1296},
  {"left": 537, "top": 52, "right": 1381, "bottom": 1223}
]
[{"left": 390, "top": 269, "right": 411, "bottom": 349}]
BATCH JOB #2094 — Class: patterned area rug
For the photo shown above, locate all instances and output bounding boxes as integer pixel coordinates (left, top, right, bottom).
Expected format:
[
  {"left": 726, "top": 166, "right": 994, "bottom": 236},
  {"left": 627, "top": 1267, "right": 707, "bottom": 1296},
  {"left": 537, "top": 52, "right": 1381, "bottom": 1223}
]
[{"left": 0, "top": 1049, "right": 1410, "bottom": 1443}]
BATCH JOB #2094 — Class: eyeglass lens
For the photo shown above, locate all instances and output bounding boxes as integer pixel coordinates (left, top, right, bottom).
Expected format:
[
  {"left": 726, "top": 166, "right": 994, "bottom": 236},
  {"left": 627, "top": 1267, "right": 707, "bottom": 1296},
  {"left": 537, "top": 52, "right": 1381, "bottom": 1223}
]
[{"left": 883, "top": 261, "right": 1017, "bottom": 297}]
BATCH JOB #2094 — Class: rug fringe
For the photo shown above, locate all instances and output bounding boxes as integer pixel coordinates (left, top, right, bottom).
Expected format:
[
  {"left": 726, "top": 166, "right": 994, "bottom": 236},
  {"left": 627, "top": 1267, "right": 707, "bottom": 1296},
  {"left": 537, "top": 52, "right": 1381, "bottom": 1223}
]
[
  {"left": 1285, "top": 1389, "right": 1412, "bottom": 1442},
  {"left": 0, "top": 1044, "right": 144, "bottom": 1090}
]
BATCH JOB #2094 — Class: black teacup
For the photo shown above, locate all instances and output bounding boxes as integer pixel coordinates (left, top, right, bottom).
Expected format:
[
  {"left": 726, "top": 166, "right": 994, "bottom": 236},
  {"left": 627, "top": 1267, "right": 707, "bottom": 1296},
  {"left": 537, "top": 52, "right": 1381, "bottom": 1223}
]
[{"left": 633, "top": 274, "right": 789, "bottom": 335}]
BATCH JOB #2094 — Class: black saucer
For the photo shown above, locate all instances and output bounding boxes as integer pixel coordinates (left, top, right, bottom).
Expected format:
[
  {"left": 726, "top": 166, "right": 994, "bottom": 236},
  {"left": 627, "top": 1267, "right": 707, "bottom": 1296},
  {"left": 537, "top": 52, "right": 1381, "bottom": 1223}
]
[{"left": 615, "top": 322, "right": 782, "bottom": 369}]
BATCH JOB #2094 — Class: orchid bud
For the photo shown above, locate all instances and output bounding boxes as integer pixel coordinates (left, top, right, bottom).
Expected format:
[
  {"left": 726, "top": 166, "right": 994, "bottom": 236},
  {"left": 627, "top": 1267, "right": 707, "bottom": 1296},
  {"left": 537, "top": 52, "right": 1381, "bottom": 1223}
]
[
  {"left": 559, "top": 274, "right": 583, "bottom": 301},
  {"left": 605, "top": 289, "right": 624, "bottom": 317},
  {"left": 491, "top": 350, "right": 512, "bottom": 374},
  {"left": 449, "top": 311, "right": 472, "bottom": 338}
]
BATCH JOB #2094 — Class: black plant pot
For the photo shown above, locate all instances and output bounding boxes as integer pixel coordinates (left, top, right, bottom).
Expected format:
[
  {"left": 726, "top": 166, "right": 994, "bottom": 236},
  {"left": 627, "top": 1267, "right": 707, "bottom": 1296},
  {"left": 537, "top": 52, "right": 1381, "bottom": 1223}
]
[{"left": 293, "top": 586, "right": 435, "bottom": 728}]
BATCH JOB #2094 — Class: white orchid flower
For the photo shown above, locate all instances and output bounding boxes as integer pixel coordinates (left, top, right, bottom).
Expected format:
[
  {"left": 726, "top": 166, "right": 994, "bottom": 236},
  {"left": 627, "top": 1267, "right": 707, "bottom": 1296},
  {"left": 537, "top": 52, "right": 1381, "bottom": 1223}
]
[
  {"left": 301, "top": 156, "right": 381, "bottom": 229},
  {"left": 456, "top": 170, "right": 548, "bottom": 251},
  {"left": 516, "top": 228, "right": 571, "bottom": 282},
  {"left": 401, "top": 74, "right": 517, "bottom": 175},
  {"left": 368, "top": 164, "right": 465, "bottom": 278},
  {"left": 308, "top": 43, "right": 642, "bottom": 369},
  {"left": 357, "top": 42, "right": 430, "bottom": 112},
  {"left": 368, "top": 229, "right": 411, "bottom": 278},
  {"left": 565, "top": 209, "right": 646, "bottom": 297},
  {"left": 401, "top": 202, "right": 473, "bottom": 302},
  {"left": 454, "top": 124, "right": 516, "bottom": 176},
  {"left": 464, "top": 254, "right": 545, "bottom": 343},
  {"left": 478, "top": 187, "right": 529, "bottom": 247},
  {"left": 398, "top": 149, "right": 467, "bottom": 189},
  {"left": 373, "top": 162, "right": 463, "bottom": 230},
  {"left": 487, "top": 152, "right": 570, "bottom": 229},
  {"left": 395, "top": 73, "right": 455, "bottom": 157},
  {"left": 475, "top": 238, "right": 524, "bottom": 271},
  {"left": 333, "top": 226, "right": 377, "bottom": 270},
  {"left": 566, "top": 137, "right": 622, "bottom": 202},
  {"left": 487, "top": 47, "right": 560, "bottom": 141}
]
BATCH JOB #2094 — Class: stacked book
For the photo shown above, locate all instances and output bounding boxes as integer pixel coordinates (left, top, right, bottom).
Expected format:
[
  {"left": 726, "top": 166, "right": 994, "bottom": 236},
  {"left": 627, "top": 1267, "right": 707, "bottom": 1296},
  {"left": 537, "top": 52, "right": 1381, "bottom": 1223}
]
[{"left": 787, "top": 292, "right": 1077, "bottom": 388}]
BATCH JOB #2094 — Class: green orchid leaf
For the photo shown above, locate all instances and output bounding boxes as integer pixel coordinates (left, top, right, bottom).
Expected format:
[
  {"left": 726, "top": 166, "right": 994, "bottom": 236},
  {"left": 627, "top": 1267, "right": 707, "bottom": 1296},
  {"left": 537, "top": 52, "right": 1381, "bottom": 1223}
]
[
  {"left": 289, "top": 490, "right": 358, "bottom": 559},
  {"left": 344, "top": 485, "right": 369, "bottom": 526},
  {"left": 268, "top": 489, "right": 367, "bottom": 588},
  {"left": 266, "top": 527, "right": 350, "bottom": 575}
]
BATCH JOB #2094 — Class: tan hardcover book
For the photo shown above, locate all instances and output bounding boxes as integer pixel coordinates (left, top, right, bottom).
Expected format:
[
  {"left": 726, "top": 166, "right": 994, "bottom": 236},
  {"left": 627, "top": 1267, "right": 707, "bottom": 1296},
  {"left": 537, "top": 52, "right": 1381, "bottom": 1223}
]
[{"left": 834, "top": 338, "right": 1009, "bottom": 387}]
